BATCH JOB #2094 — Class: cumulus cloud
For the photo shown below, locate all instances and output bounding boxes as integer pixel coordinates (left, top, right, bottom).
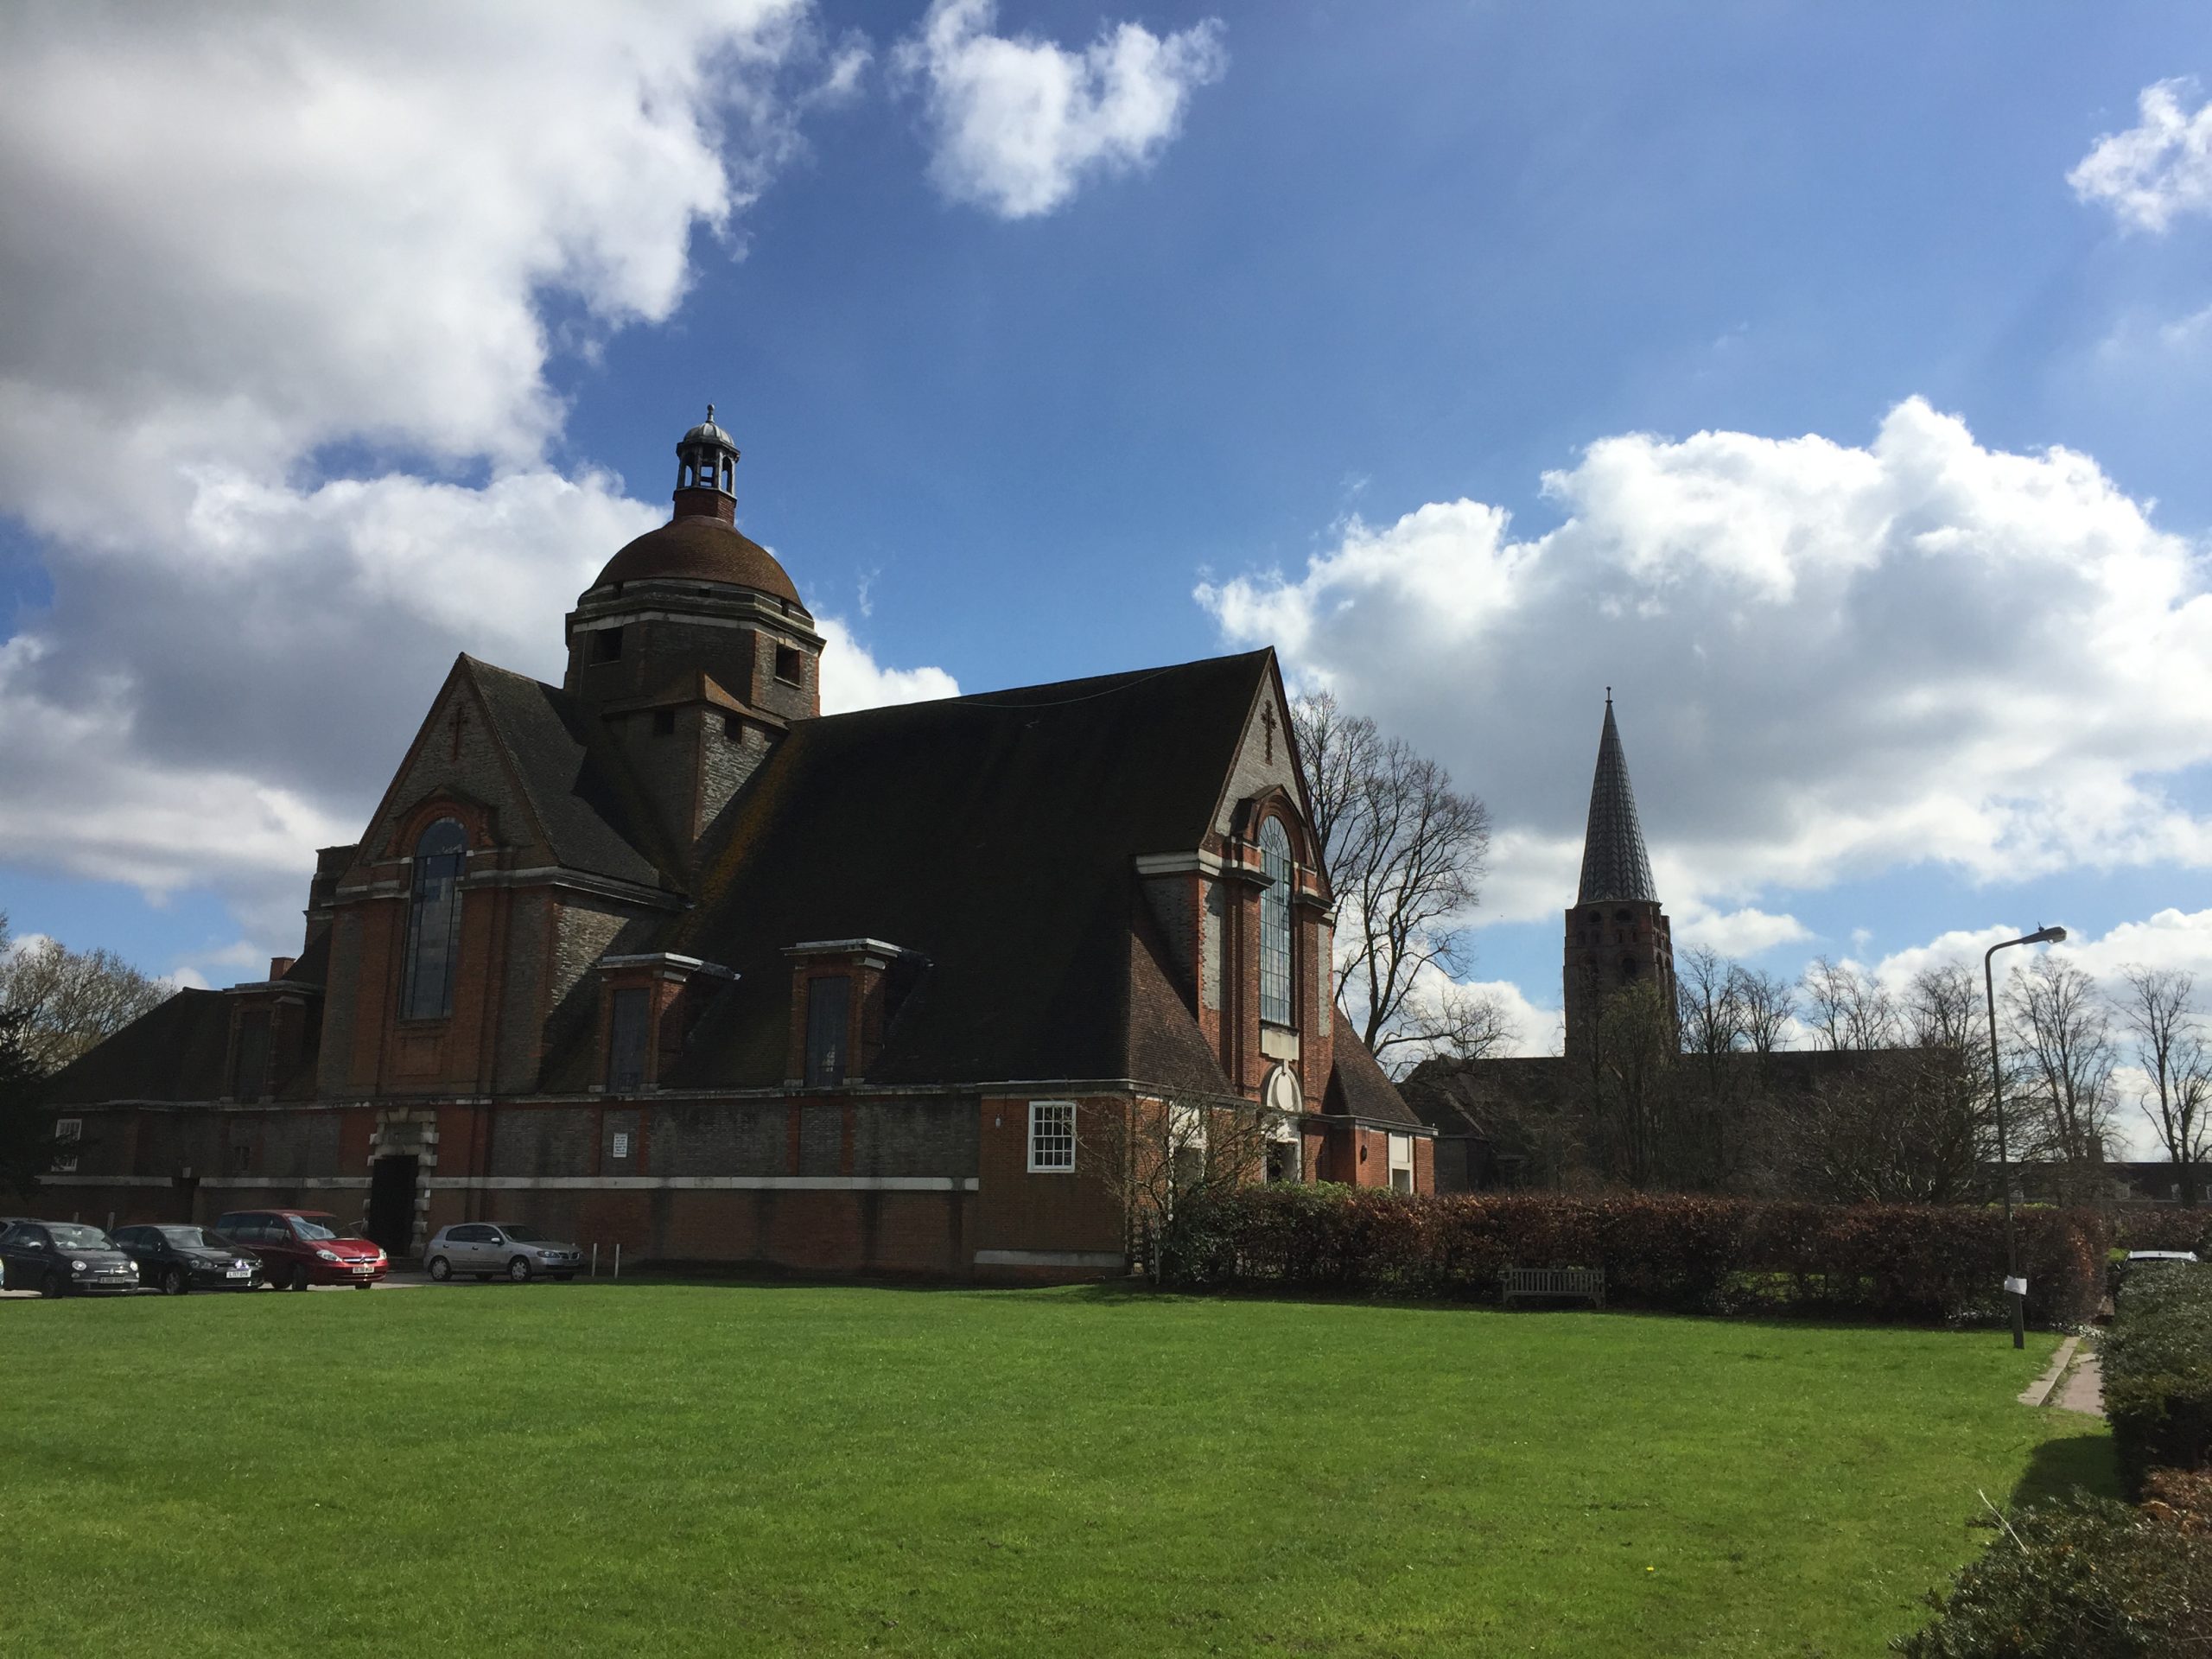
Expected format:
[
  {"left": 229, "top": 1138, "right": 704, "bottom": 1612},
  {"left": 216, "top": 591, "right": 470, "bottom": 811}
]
[
  {"left": 1673, "top": 905, "right": 1810, "bottom": 958},
  {"left": 817, "top": 616, "right": 962, "bottom": 713},
  {"left": 2069, "top": 77, "right": 2212, "bottom": 232},
  {"left": 894, "top": 0, "right": 1226, "bottom": 219},
  {"left": 0, "top": 3, "right": 952, "bottom": 963},
  {"left": 1199, "top": 397, "right": 2212, "bottom": 928}
]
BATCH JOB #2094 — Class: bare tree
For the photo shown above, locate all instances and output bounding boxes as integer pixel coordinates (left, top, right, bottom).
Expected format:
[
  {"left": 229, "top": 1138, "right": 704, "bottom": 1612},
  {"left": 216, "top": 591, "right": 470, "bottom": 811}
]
[
  {"left": 2005, "top": 954, "right": 2117, "bottom": 1207},
  {"left": 1736, "top": 968, "right": 1796, "bottom": 1055},
  {"left": 2119, "top": 966, "right": 2210, "bottom": 1208},
  {"left": 1082, "top": 1095, "right": 1289, "bottom": 1284},
  {"left": 1799, "top": 956, "right": 1900, "bottom": 1051},
  {"left": 1289, "top": 692, "right": 1491, "bottom": 1065},
  {"left": 1676, "top": 946, "right": 1746, "bottom": 1058},
  {"left": 1584, "top": 980, "right": 1679, "bottom": 1187},
  {"left": 0, "top": 911, "right": 170, "bottom": 1075}
]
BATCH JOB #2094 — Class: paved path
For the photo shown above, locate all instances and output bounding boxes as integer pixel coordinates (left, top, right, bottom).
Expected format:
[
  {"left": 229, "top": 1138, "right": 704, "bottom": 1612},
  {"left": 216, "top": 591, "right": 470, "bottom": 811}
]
[{"left": 2054, "top": 1345, "right": 2105, "bottom": 1416}]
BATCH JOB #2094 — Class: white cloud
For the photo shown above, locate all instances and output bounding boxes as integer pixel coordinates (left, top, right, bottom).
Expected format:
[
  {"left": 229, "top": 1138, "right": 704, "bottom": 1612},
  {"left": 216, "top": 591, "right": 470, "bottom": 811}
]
[
  {"left": 1200, "top": 397, "right": 2212, "bottom": 928},
  {"left": 894, "top": 0, "right": 1225, "bottom": 219},
  {"left": 0, "top": 4, "right": 953, "bottom": 956},
  {"left": 1675, "top": 906, "right": 1812, "bottom": 958},
  {"left": 2069, "top": 77, "right": 2212, "bottom": 232},
  {"left": 816, "top": 616, "right": 962, "bottom": 714}
]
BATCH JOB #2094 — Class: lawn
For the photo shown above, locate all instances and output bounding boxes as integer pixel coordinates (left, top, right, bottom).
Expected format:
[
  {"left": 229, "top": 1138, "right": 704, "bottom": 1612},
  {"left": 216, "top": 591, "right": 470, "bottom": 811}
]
[{"left": 0, "top": 1282, "right": 2111, "bottom": 1656}]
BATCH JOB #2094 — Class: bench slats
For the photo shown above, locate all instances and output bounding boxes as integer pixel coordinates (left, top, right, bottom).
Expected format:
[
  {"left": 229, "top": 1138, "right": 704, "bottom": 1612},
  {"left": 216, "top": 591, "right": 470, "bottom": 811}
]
[{"left": 1498, "top": 1266, "right": 1605, "bottom": 1306}]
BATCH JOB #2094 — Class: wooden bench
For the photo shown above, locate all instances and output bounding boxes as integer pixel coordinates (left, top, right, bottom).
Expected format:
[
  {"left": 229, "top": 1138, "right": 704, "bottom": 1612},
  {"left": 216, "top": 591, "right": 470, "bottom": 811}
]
[{"left": 1499, "top": 1266, "right": 1605, "bottom": 1307}]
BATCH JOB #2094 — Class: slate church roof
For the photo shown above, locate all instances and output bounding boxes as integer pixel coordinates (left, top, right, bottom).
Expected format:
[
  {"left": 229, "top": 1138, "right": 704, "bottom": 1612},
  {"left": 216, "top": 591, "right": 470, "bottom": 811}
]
[
  {"left": 1575, "top": 696, "right": 1658, "bottom": 906},
  {"left": 568, "top": 650, "right": 1284, "bottom": 1093}
]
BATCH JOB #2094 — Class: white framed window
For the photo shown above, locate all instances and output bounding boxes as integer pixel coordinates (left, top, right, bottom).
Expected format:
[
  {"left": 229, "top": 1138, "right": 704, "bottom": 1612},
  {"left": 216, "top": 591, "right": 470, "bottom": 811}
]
[
  {"left": 1027, "top": 1100, "right": 1076, "bottom": 1173},
  {"left": 1388, "top": 1132, "right": 1414, "bottom": 1194},
  {"left": 53, "top": 1116, "right": 81, "bottom": 1175}
]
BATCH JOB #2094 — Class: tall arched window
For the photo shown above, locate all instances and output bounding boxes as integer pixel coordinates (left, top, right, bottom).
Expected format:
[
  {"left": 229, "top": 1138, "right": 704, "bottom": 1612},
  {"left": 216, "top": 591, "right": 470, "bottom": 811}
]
[
  {"left": 400, "top": 817, "right": 467, "bottom": 1020},
  {"left": 1259, "top": 817, "right": 1294, "bottom": 1027}
]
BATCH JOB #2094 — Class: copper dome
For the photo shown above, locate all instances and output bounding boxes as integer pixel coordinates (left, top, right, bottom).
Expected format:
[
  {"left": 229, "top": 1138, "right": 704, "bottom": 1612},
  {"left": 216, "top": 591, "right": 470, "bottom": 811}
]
[{"left": 591, "top": 516, "right": 803, "bottom": 607}]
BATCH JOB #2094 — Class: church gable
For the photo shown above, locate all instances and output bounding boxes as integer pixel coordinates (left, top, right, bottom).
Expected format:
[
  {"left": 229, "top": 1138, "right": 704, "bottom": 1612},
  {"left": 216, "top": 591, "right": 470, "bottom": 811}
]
[{"left": 1210, "top": 662, "right": 1309, "bottom": 842}]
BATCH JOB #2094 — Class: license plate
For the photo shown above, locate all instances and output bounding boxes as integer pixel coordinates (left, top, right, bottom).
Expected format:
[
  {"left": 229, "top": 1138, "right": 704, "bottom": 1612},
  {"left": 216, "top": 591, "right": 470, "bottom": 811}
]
[
  {"left": 226, "top": 1268, "right": 250, "bottom": 1279},
  {"left": 353, "top": 1264, "right": 374, "bottom": 1274}
]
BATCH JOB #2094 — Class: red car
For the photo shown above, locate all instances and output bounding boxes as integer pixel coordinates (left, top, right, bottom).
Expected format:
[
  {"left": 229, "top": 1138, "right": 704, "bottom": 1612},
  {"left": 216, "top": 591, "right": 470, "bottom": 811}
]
[{"left": 214, "top": 1209, "right": 387, "bottom": 1290}]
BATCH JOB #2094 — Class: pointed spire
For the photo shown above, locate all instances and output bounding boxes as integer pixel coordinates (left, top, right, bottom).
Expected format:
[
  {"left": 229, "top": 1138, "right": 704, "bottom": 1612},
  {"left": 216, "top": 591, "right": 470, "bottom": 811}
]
[{"left": 1576, "top": 695, "right": 1657, "bottom": 905}]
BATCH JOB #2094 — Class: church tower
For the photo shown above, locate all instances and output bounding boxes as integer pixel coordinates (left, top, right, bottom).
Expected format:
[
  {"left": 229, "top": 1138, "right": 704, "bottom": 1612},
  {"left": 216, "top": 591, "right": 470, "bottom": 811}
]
[
  {"left": 1562, "top": 694, "right": 1675, "bottom": 1059},
  {"left": 563, "top": 408, "right": 824, "bottom": 861}
]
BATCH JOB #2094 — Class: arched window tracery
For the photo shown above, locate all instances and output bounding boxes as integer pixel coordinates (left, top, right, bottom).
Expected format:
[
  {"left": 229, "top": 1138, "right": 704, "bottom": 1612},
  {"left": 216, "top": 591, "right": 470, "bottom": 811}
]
[
  {"left": 1259, "top": 817, "right": 1294, "bottom": 1027},
  {"left": 401, "top": 817, "right": 467, "bottom": 1020}
]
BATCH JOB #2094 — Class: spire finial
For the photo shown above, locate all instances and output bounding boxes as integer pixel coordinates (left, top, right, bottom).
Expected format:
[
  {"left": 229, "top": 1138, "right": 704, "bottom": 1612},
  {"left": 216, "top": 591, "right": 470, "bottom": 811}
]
[
  {"left": 705, "top": 402, "right": 715, "bottom": 425},
  {"left": 1605, "top": 685, "right": 1612, "bottom": 704}
]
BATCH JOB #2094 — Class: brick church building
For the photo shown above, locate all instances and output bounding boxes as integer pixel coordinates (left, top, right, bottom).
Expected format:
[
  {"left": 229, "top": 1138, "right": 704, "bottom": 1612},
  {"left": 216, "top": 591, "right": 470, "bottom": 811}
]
[{"left": 45, "top": 411, "right": 1430, "bottom": 1276}]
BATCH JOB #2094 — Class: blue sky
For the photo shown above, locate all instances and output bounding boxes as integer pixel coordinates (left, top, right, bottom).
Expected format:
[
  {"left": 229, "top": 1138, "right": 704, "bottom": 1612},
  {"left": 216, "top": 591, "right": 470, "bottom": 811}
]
[{"left": 2, "top": 3, "right": 2210, "bottom": 1147}]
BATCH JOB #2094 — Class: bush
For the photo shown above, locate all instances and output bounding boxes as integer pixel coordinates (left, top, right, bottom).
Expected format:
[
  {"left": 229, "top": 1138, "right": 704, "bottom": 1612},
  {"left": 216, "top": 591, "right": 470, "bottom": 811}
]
[
  {"left": 2113, "top": 1205, "right": 2212, "bottom": 1258},
  {"left": 1892, "top": 1497, "right": 2212, "bottom": 1657},
  {"left": 1160, "top": 1189, "right": 2108, "bottom": 1327},
  {"left": 2142, "top": 1467, "right": 2212, "bottom": 1535},
  {"left": 2103, "top": 1262, "right": 2212, "bottom": 1499}
]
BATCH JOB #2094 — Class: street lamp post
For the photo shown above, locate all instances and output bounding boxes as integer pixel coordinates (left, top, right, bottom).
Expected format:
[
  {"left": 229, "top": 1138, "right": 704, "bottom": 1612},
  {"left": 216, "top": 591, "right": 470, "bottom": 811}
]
[{"left": 1983, "top": 925, "right": 2067, "bottom": 1351}]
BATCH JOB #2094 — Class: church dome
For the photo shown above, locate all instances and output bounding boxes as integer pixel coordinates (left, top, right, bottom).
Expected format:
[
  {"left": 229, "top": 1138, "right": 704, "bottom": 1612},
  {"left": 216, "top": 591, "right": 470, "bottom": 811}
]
[
  {"left": 683, "top": 415, "right": 736, "bottom": 448},
  {"left": 592, "top": 517, "right": 803, "bottom": 607}
]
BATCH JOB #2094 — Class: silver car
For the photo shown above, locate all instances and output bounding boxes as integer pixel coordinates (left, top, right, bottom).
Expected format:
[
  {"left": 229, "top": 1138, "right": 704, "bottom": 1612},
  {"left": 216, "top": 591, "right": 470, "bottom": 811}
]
[{"left": 424, "top": 1222, "right": 584, "bottom": 1283}]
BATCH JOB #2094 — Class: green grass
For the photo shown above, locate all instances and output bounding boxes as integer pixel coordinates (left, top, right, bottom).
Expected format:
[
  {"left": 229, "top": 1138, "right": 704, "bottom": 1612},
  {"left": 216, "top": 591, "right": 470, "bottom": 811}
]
[{"left": 0, "top": 1283, "right": 2112, "bottom": 1656}]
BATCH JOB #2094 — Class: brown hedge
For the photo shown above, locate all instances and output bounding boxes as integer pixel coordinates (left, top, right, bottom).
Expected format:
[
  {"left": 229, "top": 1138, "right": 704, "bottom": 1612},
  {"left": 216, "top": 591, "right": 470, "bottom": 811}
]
[{"left": 1163, "top": 1187, "right": 2108, "bottom": 1326}]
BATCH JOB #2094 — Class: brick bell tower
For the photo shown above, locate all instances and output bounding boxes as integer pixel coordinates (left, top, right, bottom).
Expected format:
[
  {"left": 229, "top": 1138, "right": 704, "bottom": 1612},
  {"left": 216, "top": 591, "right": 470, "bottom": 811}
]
[
  {"left": 1562, "top": 692, "right": 1675, "bottom": 1059},
  {"left": 563, "top": 407, "right": 824, "bottom": 861}
]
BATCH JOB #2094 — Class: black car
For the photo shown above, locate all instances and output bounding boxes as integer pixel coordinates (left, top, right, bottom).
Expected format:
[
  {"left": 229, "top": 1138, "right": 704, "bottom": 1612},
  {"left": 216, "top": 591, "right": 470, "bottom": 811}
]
[
  {"left": 112, "top": 1224, "right": 263, "bottom": 1294},
  {"left": 0, "top": 1220, "right": 140, "bottom": 1296}
]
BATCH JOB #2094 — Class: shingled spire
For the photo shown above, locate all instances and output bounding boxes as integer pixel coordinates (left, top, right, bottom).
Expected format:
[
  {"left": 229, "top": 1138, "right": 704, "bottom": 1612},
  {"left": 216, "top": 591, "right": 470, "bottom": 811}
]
[
  {"left": 1562, "top": 691, "right": 1675, "bottom": 1060},
  {"left": 1576, "top": 691, "right": 1657, "bottom": 905}
]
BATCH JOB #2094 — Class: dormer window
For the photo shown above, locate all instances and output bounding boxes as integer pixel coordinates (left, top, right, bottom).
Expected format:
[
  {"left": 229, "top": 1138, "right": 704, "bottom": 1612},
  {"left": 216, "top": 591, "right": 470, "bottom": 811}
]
[
  {"left": 606, "top": 987, "right": 649, "bottom": 1090},
  {"left": 804, "top": 976, "right": 849, "bottom": 1086},
  {"left": 400, "top": 817, "right": 466, "bottom": 1020},
  {"left": 1259, "top": 817, "right": 1294, "bottom": 1026}
]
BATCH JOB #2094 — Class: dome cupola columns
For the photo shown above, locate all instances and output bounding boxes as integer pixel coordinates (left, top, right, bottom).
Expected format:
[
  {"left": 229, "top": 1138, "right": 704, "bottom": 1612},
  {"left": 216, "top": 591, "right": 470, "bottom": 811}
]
[{"left": 673, "top": 404, "right": 741, "bottom": 524}]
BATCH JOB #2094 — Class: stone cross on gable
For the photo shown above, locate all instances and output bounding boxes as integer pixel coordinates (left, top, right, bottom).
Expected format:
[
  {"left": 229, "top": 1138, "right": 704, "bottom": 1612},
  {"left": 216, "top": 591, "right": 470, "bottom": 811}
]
[
  {"left": 448, "top": 706, "right": 468, "bottom": 762},
  {"left": 1260, "top": 700, "right": 1275, "bottom": 765}
]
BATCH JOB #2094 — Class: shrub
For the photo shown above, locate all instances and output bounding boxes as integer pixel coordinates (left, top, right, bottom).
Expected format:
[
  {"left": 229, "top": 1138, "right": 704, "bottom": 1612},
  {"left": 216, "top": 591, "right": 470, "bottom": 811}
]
[
  {"left": 1160, "top": 1189, "right": 2108, "bottom": 1327},
  {"left": 2113, "top": 1205, "right": 2212, "bottom": 1258},
  {"left": 2103, "top": 1262, "right": 2212, "bottom": 1500},
  {"left": 2142, "top": 1467, "right": 2212, "bottom": 1535},
  {"left": 1892, "top": 1497, "right": 2212, "bottom": 1657}
]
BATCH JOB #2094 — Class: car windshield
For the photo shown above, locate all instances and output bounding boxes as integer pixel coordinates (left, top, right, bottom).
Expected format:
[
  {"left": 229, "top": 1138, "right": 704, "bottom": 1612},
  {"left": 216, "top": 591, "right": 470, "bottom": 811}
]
[
  {"left": 48, "top": 1224, "right": 111, "bottom": 1249},
  {"left": 499, "top": 1226, "right": 548, "bottom": 1243},
  {"left": 159, "top": 1226, "right": 232, "bottom": 1250},
  {"left": 289, "top": 1217, "right": 340, "bottom": 1241}
]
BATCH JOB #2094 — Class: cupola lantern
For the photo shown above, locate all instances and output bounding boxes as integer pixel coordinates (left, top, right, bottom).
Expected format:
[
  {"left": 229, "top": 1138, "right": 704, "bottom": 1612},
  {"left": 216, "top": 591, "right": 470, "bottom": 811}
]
[{"left": 672, "top": 404, "right": 740, "bottom": 524}]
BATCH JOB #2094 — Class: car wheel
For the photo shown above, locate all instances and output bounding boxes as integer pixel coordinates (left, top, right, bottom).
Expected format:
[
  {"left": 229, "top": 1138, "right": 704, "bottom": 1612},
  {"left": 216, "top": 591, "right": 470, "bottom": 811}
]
[
  {"left": 164, "top": 1266, "right": 189, "bottom": 1296},
  {"left": 289, "top": 1264, "right": 310, "bottom": 1293},
  {"left": 428, "top": 1255, "right": 452, "bottom": 1282},
  {"left": 41, "top": 1270, "right": 65, "bottom": 1299},
  {"left": 506, "top": 1255, "right": 531, "bottom": 1284}
]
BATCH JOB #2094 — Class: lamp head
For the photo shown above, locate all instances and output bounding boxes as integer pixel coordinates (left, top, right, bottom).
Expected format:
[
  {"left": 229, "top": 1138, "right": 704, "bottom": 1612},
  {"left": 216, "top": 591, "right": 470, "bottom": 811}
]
[{"left": 2030, "top": 925, "right": 2067, "bottom": 945}]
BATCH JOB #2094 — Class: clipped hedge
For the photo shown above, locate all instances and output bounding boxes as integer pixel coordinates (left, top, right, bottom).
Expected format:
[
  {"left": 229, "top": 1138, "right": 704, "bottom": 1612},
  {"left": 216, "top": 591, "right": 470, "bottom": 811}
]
[
  {"left": 1891, "top": 1496, "right": 2212, "bottom": 1658},
  {"left": 1161, "top": 1187, "right": 2108, "bottom": 1327},
  {"left": 2112, "top": 1205, "right": 2212, "bottom": 1258},
  {"left": 2104, "top": 1262, "right": 2212, "bottom": 1500}
]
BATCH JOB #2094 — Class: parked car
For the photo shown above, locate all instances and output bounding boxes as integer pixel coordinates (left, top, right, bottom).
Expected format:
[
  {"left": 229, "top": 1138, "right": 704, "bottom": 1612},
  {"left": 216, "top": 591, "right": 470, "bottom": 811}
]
[
  {"left": 424, "top": 1222, "right": 584, "bottom": 1282},
  {"left": 213, "top": 1209, "right": 386, "bottom": 1290},
  {"left": 112, "top": 1224, "right": 263, "bottom": 1294},
  {"left": 0, "top": 1220, "right": 140, "bottom": 1296}
]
